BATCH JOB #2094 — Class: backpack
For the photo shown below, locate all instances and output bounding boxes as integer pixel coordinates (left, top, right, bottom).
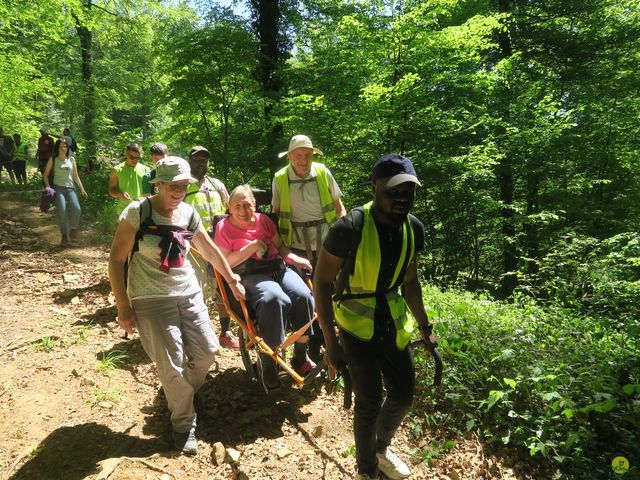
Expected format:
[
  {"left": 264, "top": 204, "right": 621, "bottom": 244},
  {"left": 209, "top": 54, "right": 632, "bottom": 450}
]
[
  {"left": 124, "top": 198, "right": 199, "bottom": 283},
  {"left": 183, "top": 176, "right": 225, "bottom": 202},
  {"left": 334, "top": 207, "right": 365, "bottom": 302}
]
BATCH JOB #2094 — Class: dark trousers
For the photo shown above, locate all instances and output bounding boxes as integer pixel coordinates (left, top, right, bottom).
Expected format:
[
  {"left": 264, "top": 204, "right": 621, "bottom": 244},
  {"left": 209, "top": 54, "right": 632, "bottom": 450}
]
[{"left": 341, "top": 327, "right": 415, "bottom": 476}]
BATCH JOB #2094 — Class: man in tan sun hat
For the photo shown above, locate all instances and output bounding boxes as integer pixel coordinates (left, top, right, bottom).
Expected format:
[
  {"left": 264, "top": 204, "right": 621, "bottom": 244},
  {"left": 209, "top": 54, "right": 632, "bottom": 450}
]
[
  {"left": 272, "top": 134, "right": 346, "bottom": 362},
  {"left": 272, "top": 134, "right": 346, "bottom": 265}
]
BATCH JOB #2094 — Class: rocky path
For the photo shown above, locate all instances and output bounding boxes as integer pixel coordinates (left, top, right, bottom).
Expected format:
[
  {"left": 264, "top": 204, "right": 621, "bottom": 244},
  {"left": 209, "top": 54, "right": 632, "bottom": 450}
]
[{"left": 0, "top": 192, "right": 535, "bottom": 480}]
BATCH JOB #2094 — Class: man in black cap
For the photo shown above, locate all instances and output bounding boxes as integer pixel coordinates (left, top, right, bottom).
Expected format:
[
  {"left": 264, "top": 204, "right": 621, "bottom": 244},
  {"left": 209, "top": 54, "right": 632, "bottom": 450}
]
[
  {"left": 314, "top": 154, "right": 435, "bottom": 480},
  {"left": 184, "top": 145, "right": 239, "bottom": 349}
]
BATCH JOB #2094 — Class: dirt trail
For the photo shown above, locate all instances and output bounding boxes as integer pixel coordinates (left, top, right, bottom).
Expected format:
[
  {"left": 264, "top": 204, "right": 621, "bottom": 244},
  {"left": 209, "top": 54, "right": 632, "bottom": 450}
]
[{"left": 0, "top": 193, "right": 535, "bottom": 480}]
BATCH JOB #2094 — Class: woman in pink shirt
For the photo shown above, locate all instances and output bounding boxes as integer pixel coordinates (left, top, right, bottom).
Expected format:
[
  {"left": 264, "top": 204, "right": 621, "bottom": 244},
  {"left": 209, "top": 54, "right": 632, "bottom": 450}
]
[{"left": 215, "top": 184, "right": 316, "bottom": 389}]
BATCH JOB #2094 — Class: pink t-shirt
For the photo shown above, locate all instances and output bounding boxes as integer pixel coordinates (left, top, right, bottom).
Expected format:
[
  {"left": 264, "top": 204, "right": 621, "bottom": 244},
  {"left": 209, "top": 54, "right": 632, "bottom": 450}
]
[{"left": 215, "top": 213, "right": 280, "bottom": 260}]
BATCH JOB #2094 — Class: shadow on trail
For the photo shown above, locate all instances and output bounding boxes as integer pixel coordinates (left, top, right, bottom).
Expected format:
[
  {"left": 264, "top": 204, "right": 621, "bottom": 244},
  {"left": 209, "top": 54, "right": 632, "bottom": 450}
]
[
  {"left": 79, "top": 304, "right": 118, "bottom": 327},
  {"left": 96, "top": 338, "right": 155, "bottom": 386},
  {"left": 53, "top": 278, "right": 111, "bottom": 305},
  {"left": 9, "top": 422, "right": 167, "bottom": 480},
  {"left": 195, "top": 367, "right": 321, "bottom": 444}
]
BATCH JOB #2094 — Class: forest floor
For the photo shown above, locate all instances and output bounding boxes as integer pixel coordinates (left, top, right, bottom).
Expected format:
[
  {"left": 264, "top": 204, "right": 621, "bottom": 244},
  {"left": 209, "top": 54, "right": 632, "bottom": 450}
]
[{"left": 0, "top": 192, "right": 542, "bottom": 480}]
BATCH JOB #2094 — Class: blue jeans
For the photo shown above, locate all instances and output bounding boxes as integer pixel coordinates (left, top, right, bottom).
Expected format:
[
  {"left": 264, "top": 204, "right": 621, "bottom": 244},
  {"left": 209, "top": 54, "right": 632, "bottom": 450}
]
[
  {"left": 53, "top": 185, "right": 81, "bottom": 235},
  {"left": 242, "top": 267, "right": 315, "bottom": 348}
]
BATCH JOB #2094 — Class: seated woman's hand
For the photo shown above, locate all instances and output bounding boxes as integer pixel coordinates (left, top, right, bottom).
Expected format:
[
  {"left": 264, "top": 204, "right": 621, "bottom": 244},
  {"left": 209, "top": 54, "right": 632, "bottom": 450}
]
[
  {"left": 254, "top": 239, "right": 268, "bottom": 258},
  {"left": 288, "top": 254, "right": 313, "bottom": 276},
  {"left": 229, "top": 273, "right": 246, "bottom": 300}
]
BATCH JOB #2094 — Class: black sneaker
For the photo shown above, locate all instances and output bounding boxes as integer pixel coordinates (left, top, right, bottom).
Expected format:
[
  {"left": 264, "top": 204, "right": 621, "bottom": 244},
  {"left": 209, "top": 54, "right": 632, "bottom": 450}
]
[{"left": 172, "top": 427, "right": 197, "bottom": 455}]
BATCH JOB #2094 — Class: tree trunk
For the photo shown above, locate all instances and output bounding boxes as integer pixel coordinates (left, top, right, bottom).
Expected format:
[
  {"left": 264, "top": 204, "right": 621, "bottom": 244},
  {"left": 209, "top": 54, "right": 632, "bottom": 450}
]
[
  {"left": 75, "top": 0, "right": 96, "bottom": 171},
  {"left": 251, "top": 0, "right": 285, "bottom": 176},
  {"left": 496, "top": 0, "right": 517, "bottom": 298}
]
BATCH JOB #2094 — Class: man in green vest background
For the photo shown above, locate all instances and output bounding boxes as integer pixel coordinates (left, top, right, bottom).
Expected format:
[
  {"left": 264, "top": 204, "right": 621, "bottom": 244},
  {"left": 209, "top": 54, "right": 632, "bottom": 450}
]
[
  {"left": 314, "top": 154, "right": 436, "bottom": 480},
  {"left": 272, "top": 134, "right": 346, "bottom": 360},
  {"left": 12, "top": 133, "right": 29, "bottom": 185},
  {"left": 184, "top": 145, "right": 239, "bottom": 349},
  {"left": 272, "top": 134, "right": 346, "bottom": 264},
  {"left": 108, "top": 142, "right": 149, "bottom": 213},
  {"left": 141, "top": 142, "right": 169, "bottom": 195}
]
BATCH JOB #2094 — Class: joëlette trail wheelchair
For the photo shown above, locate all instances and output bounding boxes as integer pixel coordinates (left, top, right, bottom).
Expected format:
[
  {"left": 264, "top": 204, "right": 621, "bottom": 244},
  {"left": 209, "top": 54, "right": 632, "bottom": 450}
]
[
  {"left": 196, "top": 188, "right": 326, "bottom": 392},
  {"left": 210, "top": 265, "right": 325, "bottom": 392}
]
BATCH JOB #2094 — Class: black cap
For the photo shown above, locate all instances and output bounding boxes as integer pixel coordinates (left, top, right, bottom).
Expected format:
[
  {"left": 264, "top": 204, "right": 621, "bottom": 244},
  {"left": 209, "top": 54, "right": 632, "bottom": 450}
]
[
  {"left": 371, "top": 153, "right": 421, "bottom": 189},
  {"left": 189, "top": 145, "right": 210, "bottom": 158}
]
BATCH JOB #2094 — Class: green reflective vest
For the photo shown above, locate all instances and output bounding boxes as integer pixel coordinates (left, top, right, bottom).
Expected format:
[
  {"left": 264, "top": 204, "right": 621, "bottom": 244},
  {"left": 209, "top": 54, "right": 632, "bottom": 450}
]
[
  {"left": 184, "top": 177, "right": 226, "bottom": 233},
  {"left": 274, "top": 162, "right": 337, "bottom": 247},
  {"left": 333, "top": 202, "right": 417, "bottom": 349},
  {"left": 113, "top": 161, "right": 149, "bottom": 212},
  {"left": 14, "top": 143, "right": 28, "bottom": 161}
]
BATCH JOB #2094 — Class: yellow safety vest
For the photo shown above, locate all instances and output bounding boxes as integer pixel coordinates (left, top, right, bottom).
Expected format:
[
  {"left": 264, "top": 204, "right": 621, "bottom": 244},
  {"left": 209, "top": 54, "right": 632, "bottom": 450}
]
[
  {"left": 184, "top": 177, "right": 225, "bottom": 233},
  {"left": 274, "top": 162, "right": 337, "bottom": 247},
  {"left": 333, "top": 202, "right": 417, "bottom": 349}
]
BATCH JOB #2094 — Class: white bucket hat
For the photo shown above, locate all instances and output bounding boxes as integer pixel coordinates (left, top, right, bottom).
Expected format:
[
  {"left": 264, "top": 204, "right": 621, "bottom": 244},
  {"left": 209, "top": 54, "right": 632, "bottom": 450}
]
[
  {"left": 277, "top": 134, "right": 324, "bottom": 158},
  {"left": 150, "top": 156, "right": 197, "bottom": 183}
]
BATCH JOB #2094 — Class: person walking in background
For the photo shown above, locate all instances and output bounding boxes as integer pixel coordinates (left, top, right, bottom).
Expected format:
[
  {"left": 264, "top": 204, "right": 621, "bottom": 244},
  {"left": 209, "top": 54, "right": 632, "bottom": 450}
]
[
  {"left": 36, "top": 128, "right": 55, "bottom": 177},
  {"left": 141, "top": 142, "right": 169, "bottom": 195},
  {"left": 62, "top": 128, "right": 79, "bottom": 156},
  {"left": 108, "top": 157, "right": 245, "bottom": 455},
  {"left": 314, "top": 154, "right": 435, "bottom": 480},
  {"left": 0, "top": 127, "right": 16, "bottom": 184},
  {"left": 108, "top": 142, "right": 149, "bottom": 213},
  {"left": 272, "top": 134, "right": 346, "bottom": 264},
  {"left": 12, "top": 133, "right": 29, "bottom": 185},
  {"left": 272, "top": 133, "right": 346, "bottom": 360},
  {"left": 184, "top": 145, "right": 238, "bottom": 349},
  {"left": 43, "top": 137, "right": 88, "bottom": 247}
]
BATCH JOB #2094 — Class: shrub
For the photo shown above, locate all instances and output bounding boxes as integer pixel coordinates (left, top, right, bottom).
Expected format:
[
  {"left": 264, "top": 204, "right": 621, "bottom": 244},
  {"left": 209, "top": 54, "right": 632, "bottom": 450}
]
[{"left": 413, "top": 285, "right": 640, "bottom": 479}]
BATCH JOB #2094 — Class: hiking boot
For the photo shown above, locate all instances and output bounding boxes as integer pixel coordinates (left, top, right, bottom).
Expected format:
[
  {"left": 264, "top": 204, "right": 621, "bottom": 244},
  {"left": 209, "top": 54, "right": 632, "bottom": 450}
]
[
  {"left": 70, "top": 228, "right": 80, "bottom": 241},
  {"left": 172, "top": 427, "right": 198, "bottom": 455},
  {"left": 292, "top": 342, "right": 316, "bottom": 376},
  {"left": 60, "top": 235, "right": 71, "bottom": 247},
  {"left": 376, "top": 449, "right": 410, "bottom": 480},
  {"left": 219, "top": 331, "right": 240, "bottom": 349}
]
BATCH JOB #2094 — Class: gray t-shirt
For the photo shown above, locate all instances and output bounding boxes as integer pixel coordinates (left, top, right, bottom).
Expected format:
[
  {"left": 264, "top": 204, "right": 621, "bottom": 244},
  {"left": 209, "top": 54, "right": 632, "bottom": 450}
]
[
  {"left": 52, "top": 156, "right": 75, "bottom": 188},
  {"left": 120, "top": 201, "right": 203, "bottom": 300}
]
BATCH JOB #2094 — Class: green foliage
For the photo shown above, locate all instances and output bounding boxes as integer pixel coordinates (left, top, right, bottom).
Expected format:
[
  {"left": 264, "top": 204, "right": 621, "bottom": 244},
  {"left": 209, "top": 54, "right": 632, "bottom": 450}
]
[
  {"left": 522, "top": 232, "right": 640, "bottom": 333},
  {"left": 415, "top": 285, "right": 640, "bottom": 478},
  {"left": 97, "top": 350, "right": 127, "bottom": 375},
  {"left": 340, "top": 444, "right": 356, "bottom": 458},
  {"left": 35, "top": 336, "right": 56, "bottom": 353}
]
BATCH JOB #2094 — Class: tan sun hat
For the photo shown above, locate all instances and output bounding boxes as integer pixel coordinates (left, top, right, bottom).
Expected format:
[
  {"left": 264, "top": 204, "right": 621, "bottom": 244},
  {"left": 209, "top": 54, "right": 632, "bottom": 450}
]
[
  {"left": 277, "top": 134, "right": 324, "bottom": 158},
  {"left": 150, "top": 156, "right": 197, "bottom": 183}
]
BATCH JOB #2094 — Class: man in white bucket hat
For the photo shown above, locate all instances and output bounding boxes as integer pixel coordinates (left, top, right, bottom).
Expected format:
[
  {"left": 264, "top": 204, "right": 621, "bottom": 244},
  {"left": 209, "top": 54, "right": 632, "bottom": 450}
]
[
  {"left": 272, "top": 133, "right": 346, "bottom": 362},
  {"left": 272, "top": 134, "right": 346, "bottom": 263}
]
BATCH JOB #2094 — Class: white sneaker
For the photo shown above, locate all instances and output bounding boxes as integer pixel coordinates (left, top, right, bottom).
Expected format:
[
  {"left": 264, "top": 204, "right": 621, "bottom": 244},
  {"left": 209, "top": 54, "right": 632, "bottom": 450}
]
[{"left": 376, "top": 449, "right": 411, "bottom": 479}]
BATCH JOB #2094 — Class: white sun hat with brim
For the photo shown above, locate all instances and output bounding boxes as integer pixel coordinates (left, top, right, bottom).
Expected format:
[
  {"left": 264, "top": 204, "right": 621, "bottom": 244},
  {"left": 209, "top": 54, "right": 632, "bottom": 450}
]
[
  {"left": 150, "top": 156, "right": 197, "bottom": 184},
  {"left": 277, "top": 134, "right": 324, "bottom": 158}
]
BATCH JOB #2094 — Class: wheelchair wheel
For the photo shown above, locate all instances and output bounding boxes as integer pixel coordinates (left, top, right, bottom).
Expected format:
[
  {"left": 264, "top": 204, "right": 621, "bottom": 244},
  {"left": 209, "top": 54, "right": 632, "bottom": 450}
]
[{"left": 238, "top": 328, "right": 260, "bottom": 381}]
